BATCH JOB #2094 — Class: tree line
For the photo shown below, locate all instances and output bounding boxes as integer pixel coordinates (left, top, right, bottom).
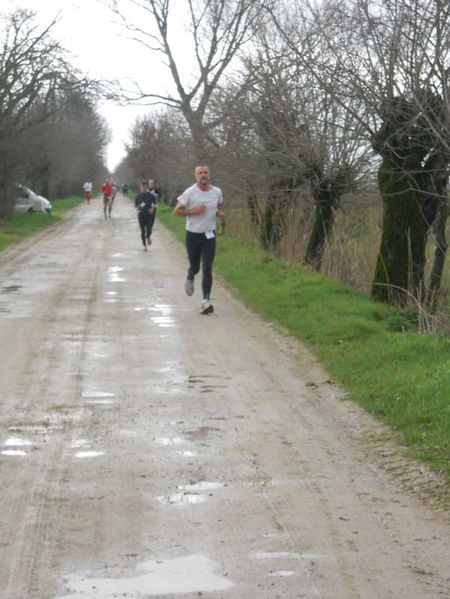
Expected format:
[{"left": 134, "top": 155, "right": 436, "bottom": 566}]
[
  {"left": 0, "top": 9, "right": 109, "bottom": 218},
  {"left": 112, "top": 0, "right": 449, "bottom": 312}
]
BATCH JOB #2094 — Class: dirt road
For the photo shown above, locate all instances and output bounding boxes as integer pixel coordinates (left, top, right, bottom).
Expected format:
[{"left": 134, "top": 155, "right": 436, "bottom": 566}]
[{"left": 0, "top": 197, "right": 449, "bottom": 599}]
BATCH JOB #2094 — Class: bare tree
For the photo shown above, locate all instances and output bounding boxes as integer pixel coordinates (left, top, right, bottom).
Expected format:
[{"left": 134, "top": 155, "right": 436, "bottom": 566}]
[
  {"left": 125, "top": 109, "right": 192, "bottom": 200},
  {"left": 19, "top": 88, "right": 109, "bottom": 199},
  {"left": 215, "top": 29, "right": 372, "bottom": 263},
  {"left": 271, "top": 0, "right": 450, "bottom": 307},
  {"left": 109, "top": 0, "right": 272, "bottom": 162},
  {"left": 0, "top": 9, "right": 97, "bottom": 215}
]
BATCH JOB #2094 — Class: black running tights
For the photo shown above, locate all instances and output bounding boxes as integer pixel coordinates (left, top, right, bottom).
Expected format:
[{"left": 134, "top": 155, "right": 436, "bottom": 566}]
[
  {"left": 138, "top": 215, "right": 152, "bottom": 245},
  {"left": 186, "top": 231, "right": 216, "bottom": 299}
]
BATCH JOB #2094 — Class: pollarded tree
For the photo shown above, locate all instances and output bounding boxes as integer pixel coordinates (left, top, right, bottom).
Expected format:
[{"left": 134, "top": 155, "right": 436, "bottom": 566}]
[
  {"left": 217, "top": 29, "right": 371, "bottom": 263},
  {"left": 272, "top": 0, "right": 450, "bottom": 306}
]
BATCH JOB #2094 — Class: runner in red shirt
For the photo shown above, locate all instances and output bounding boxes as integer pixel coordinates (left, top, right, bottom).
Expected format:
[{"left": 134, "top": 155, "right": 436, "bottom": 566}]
[{"left": 101, "top": 180, "right": 113, "bottom": 219}]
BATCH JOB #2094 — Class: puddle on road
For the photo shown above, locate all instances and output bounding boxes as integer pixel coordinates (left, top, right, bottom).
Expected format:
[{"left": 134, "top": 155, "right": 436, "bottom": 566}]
[
  {"left": 157, "top": 493, "right": 206, "bottom": 505},
  {"left": 71, "top": 439, "right": 90, "bottom": 448},
  {"left": 151, "top": 304, "right": 175, "bottom": 328},
  {"left": 4, "top": 437, "right": 32, "bottom": 447},
  {"left": 82, "top": 391, "right": 116, "bottom": 406},
  {"left": 1, "top": 449, "right": 27, "bottom": 456},
  {"left": 157, "top": 482, "right": 224, "bottom": 505},
  {"left": 177, "top": 450, "right": 196, "bottom": 457},
  {"left": 60, "top": 554, "right": 233, "bottom": 597},
  {"left": 155, "top": 437, "right": 183, "bottom": 446},
  {"left": 84, "top": 399, "right": 115, "bottom": 406},
  {"left": 251, "top": 551, "right": 324, "bottom": 561},
  {"left": 151, "top": 316, "right": 175, "bottom": 327},
  {"left": 108, "top": 266, "right": 126, "bottom": 283},
  {"left": 74, "top": 451, "right": 105, "bottom": 459},
  {"left": 134, "top": 303, "right": 176, "bottom": 328},
  {"left": 82, "top": 391, "right": 115, "bottom": 399},
  {"left": 179, "top": 482, "right": 224, "bottom": 492}
]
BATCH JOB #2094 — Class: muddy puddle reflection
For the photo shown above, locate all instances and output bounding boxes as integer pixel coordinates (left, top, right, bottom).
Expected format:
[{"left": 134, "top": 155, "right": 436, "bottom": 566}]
[
  {"left": 82, "top": 391, "right": 116, "bottom": 406},
  {"left": 107, "top": 266, "right": 126, "bottom": 283},
  {"left": 4, "top": 437, "right": 32, "bottom": 447},
  {"left": 179, "top": 481, "right": 224, "bottom": 492},
  {"left": 177, "top": 450, "right": 196, "bottom": 457},
  {"left": 251, "top": 550, "right": 324, "bottom": 562},
  {"left": 1, "top": 436, "right": 33, "bottom": 456},
  {"left": 154, "top": 436, "right": 183, "bottom": 446},
  {"left": 1, "top": 449, "right": 27, "bottom": 456},
  {"left": 74, "top": 451, "right": 105, "bottom": 459},
  {"left": 134, "top": 303, "right": 176, "bottom": 328},
  {"left": 60, "top": 554, "right": 233, "bottom": 597},
  {"left": 158, "top": 481, "right": 224, "bottom": 506},
  {"left": 157, "top": 493, "right": 206, "bottom": 505}
]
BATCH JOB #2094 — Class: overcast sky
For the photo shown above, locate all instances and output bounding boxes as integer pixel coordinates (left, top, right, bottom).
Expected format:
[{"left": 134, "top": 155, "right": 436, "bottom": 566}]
[{"left": 4, "top": 0, "right": 185, "bottom": 171}]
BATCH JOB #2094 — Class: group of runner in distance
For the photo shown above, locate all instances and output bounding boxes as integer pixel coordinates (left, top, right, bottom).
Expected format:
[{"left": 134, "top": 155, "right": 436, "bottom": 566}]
[{"left": 82, "top": 165, "right": 224, "bottom": 315}]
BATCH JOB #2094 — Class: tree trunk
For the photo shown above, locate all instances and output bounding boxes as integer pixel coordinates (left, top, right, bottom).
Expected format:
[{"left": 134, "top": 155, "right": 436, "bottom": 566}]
[
  {"left": 303, "top": 167, "right": 351, "bottom": 271},
  {"left": 0, "top": 145, "right": 17, "bottom": 219},
  {"left": 371, "top": 157, "right": 429, "bottom": 305},
  {"left": 247, "top": 194, "right": 261, "bottom": 233},
  {"left": 261, "top": 192, "right": 284, "bottom": 253},
  {"left": 426, "top": 196, "right": 449, "bottom": 312},
  {"left": 304, "top": 192, "right": 337, "bottom": 271}
]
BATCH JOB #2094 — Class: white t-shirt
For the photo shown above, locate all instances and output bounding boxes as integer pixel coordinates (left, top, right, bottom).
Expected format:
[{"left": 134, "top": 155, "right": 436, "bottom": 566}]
[
  {"left": 177, "top": 184, "right": 223, "bottom": 233},
  {"left": 83, "top": 181, "right": 93, "bottom": 192}
]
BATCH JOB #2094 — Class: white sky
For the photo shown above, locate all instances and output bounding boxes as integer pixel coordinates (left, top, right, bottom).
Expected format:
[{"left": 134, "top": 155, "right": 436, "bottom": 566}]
[{"left": 4, "top": 0, "right": 187, "bottom": 171}]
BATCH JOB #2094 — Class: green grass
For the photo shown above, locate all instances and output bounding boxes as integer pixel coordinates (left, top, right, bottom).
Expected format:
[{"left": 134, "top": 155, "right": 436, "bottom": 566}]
[
  {"left": 158, "top": 204, "right": 450, "bottom": 484},
  {"left": 0, "top": 196, "right": 84, "bottom": 252}
]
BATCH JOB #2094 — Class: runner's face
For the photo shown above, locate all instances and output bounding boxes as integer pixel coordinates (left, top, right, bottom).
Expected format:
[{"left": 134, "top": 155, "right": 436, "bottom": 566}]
[{"left": 195, "top": 167, "right": 210, "bottom": 185}]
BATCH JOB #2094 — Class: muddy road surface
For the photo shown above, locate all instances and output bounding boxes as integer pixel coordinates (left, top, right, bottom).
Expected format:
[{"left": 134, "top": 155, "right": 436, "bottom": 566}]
[{"left": 0, "top": 197, "right": 449, "bottom": 599}]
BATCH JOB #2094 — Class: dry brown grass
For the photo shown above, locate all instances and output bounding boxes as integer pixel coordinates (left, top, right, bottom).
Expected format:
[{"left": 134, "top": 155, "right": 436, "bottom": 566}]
[{"left": 225, "top": 191, "right": 450, "bottom": 317}]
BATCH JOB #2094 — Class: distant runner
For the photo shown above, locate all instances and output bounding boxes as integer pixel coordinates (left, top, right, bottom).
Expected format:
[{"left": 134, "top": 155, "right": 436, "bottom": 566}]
[
  {"left": 83, "top": 180, "right": 92, "bottom": 205},
  {"left": 135, "top": 181, "right": 157, "bottom": 251},
  {"left": 101, "top": 179, "right": 113, "bottom": 219},
  {"left": 174, "top": 165, "right": 225, "bottom": 315}
]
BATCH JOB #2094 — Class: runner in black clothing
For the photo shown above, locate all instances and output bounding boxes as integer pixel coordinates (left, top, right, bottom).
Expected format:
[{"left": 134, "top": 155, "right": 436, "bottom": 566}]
[{"left": 135, "top": 181, "right": 156, "bottom": 251}]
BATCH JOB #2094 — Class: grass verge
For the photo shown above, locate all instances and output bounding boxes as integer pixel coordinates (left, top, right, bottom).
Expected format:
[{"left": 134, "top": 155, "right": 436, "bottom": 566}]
[
  {"left": 0, "top": 196, "right": 84, "bottom": 252},
  {"left": 157, "top": 204, "right": 450, "bottom": 484}
]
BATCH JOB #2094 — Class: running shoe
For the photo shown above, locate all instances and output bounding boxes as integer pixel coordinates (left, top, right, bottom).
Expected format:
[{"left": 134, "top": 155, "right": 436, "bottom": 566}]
[
  {"left": 200, "top": 299, "right": 214, "bottom": 314},
  {"left": 185, "top": 278, "right": 194, "bottom": 296}
]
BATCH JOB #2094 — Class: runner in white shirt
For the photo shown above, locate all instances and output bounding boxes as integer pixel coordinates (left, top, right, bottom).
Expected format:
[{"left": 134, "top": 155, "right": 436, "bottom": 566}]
[
  {"left": 174, "top": 165, "right": 225, "bottom": 314},
  {"left": 83, "top": 180, "right": 93, "bottom": 205}
]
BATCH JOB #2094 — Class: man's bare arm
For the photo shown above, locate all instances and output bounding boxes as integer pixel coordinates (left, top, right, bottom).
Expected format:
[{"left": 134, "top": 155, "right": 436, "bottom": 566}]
[{"left": 173, "top": 202, "right": 206, "bottom": 216}]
